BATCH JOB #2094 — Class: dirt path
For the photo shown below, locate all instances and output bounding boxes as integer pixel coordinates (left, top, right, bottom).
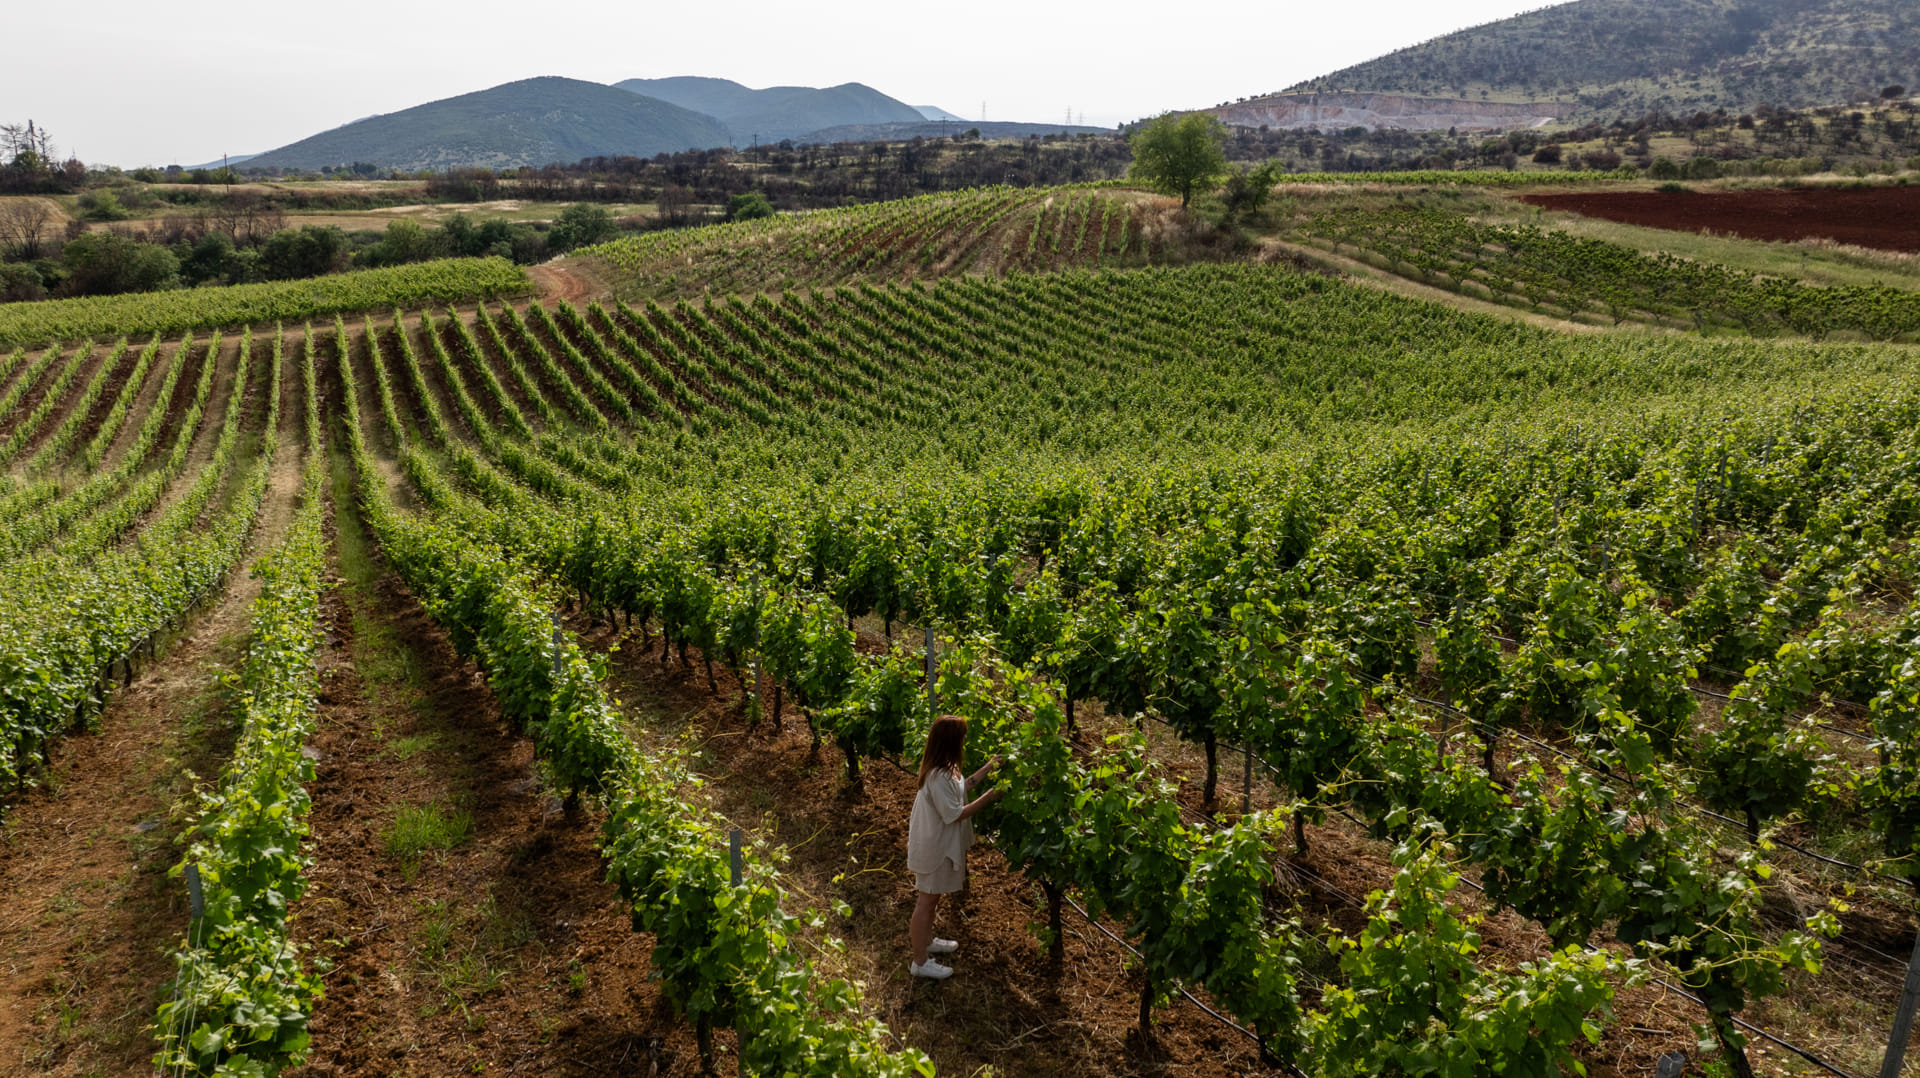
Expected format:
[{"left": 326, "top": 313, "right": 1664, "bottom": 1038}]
[
  {"left": 0, "top": 405, "right": 306, "bottom": 1076},
  {"left": 1263, "top": 237, "right": 1641, "bottom": 336},
  {"left": 285, "top": 455, "right": 684, "bottom": 1077},
  {"left": 527, "top": 263, "right": 597, "bottom": 305}
]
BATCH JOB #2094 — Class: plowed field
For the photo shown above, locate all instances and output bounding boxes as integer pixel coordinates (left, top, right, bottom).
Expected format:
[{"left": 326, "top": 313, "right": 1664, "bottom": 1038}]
[{"left": 1520, "top": 185, "right": 1920, "bottom": 251}]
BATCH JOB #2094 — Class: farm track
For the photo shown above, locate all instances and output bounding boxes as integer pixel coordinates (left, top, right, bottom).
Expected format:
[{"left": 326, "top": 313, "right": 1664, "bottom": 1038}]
[
  {"left": 0, "top": 375, "right": 303, "bottom": 1077},
  {"left": 1261, "top": 237, "right": 1629, "bottom": 335},
  {"left": 283, "top": 454, "right": 687, "bottom": 1078},
  {"left": 527, "top": 263, "right": 595, "bottom": 305}
]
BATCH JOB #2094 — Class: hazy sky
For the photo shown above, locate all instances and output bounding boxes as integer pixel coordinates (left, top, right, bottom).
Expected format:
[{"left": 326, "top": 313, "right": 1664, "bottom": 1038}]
[{"left": 6, "top": 0, "right": 1562, "bottom": 167}]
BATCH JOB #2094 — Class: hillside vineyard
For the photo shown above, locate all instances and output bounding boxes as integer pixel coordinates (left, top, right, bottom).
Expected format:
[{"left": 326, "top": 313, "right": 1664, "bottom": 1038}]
[{"left": 1, "top": 254, "right": 1917, "bottom": 1076}]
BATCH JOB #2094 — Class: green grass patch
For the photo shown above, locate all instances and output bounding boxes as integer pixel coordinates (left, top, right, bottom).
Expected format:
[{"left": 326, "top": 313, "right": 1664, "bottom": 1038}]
[
  {"left": 383, "top": 800, "right": 473, "bottom": 862},
  {"left": 385, "top": 733, "right": 441, "bottom": 761}
]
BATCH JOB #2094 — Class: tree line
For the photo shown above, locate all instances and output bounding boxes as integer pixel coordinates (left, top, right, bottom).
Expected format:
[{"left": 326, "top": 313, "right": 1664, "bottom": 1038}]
[{"left": 0, "top": 198, "right": 620, "bottom": 303}]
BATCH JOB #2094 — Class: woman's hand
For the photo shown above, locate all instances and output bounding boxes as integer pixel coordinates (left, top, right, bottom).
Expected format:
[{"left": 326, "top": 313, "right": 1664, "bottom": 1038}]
[{"left": 968, "top": 755, "right": 1003, "bottom": 788}]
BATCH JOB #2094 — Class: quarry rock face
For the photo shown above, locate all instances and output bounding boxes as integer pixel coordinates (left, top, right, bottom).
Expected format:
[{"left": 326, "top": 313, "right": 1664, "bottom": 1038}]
[{"left": 1212, "top": 92, "right": 1568, "bottom": 131}]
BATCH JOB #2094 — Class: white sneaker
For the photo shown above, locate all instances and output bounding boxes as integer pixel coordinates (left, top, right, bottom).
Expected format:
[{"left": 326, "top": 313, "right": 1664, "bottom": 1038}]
[
  {"left": 928, "top": 938, "right": 959, "bottom": 955},
  {"left": 910, "top": 959, "right": 953, "bottom": 979}
]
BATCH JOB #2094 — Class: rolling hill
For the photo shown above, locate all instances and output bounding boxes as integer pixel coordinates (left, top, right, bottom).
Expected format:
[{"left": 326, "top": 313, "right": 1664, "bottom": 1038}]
[
  {"left": 613, "top": 76, "right": 926, "bottom": 144},
  {"left": 243, "top": 76, "right": 731, "bottom": 172},
  {"left": 1287, "top": 0, "right": 1920, "bottom": 123}
]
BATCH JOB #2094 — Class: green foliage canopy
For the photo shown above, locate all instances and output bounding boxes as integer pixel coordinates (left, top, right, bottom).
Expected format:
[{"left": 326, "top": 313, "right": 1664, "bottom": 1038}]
[
  {"left": 1129, "top": 113, "right": 1228, "bottom": 208},
  {"left": 728, "top": 192, "right": 775, "bottom": 221},
  {"left": 549, "top": 202, "right": 617, "bottom": 252}
]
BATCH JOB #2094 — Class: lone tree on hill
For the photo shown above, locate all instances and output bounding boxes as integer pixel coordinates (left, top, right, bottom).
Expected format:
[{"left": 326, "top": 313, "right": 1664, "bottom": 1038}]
[{"left": 1129, "top": 113, "right": 1227, "bottom": 209}]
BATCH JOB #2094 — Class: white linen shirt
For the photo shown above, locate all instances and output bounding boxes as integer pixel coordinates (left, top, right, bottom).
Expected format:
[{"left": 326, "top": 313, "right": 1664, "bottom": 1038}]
[{"left": 907, "top": 769, "right": 972, "bottom": 875}]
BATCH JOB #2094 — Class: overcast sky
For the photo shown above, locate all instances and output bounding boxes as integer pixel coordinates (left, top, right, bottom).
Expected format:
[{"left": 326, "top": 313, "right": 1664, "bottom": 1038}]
[{"left": 5, "top": 0, "right": 1564, "bottom": 168}]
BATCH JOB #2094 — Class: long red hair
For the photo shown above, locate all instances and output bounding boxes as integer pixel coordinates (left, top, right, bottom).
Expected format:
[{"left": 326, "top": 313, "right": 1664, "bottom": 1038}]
[{"left": 917, "top": 715, "right": 967, "bottom": 788}]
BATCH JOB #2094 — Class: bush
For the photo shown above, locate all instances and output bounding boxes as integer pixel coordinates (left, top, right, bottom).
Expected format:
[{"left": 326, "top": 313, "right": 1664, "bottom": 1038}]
[
  {"left": 358, "top": 218, "right": 443, "bottom": 268},
  {"left": 1531, "top": 143, "right": 1564, "bottom": 165},
  {"left": 257, "top": 224, "right": 349, "bottom": 280},
  {"left": 548, "top": 203, "right": 616, "bottom": 252},
  {"left": 80, "top": 190, "right": 130, "bottom": 221},
  {"left": 1685, "top": 156, "right": 1722, "bottom": 180},
  {"left": 728, "top": 192, "right": 776, "bottom": 221},
  {"left": 177, "top": 231, "right": 243, "bottom": 286},
  {"left": 1648, "top": 157, "right": 1683, "bottom": 180},
  {"left": 60, "top": 230, "right": 178, "bottom": 296},
  {"left": 0, "top": 262, "right": 45, "bottom": 302},
  {"left": 1909, "top": 155, "right": 1920, "bottom": 173}
]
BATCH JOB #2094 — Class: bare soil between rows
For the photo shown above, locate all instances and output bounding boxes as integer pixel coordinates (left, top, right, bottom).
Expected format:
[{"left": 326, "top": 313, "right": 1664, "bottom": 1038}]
[
  {"left": 1519, "top": 185, "right": 1920, "bottom": 252},
  {"left": 285, "top": 476, "right": 688, "bottom": 1078},
  {"left": 0, "top": 398, "right": 303, "bottom": 1076}
]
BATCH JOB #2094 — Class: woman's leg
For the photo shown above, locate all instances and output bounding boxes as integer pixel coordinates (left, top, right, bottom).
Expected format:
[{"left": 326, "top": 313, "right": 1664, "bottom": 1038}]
[{"left": 910, "top": 891, "right": 941, "bottom": 965}]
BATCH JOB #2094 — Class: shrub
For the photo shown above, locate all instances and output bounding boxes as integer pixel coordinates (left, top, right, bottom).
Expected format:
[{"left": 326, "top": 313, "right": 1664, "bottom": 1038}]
[
  {"left": 728, "top": 192, "right": 776, "bottom": 221},
  {"left": 548, "top": 202, "right": 616, "bottom": 252},
  {"left": 0, "top": 262, "right": 45, "bottom": 302},
  {"left": 80, "top": 190, "right": 130, "bottom": 221},
  {"left": 60, "top": 230, "right": 178, "bottom": 295}
]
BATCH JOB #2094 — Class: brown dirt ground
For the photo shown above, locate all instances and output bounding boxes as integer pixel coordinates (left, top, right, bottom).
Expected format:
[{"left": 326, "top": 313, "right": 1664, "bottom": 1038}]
[
  {"left": 1519, "top": 186, "right": 1920, "bottom": 252},
  {"left": 285, "top": 459, "right": 688, "bottom": 1078},
  {"left": 0, "top": 371, "right": 303, "bottom": 1076},
  {"left": 528, "top": 263, "right": 597, "bottom": 306}
]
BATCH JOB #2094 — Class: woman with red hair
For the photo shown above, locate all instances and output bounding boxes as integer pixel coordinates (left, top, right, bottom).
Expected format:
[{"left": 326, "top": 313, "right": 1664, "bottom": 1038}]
[{"left": 906, "top": 714, "right": 1003, "bottom": 979}]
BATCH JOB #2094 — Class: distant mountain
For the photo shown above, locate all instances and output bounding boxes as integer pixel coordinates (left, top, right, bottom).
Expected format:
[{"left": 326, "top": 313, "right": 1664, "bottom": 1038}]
[
  {"left": 244, "top": 76, "right": 730, "bottom": 172},
  {"left": 915, "top": 106, "right": 970, "bottom": 122},
  {"left": 614, "top": 76, "right": 925, "bottom": 143},
  {"left": 184, "top": 152, "right": 258, "bottom": 171},
  {"left": 1288, "top": 0, "right": 1920, "bottom": 123},
  {"left": 797, "top": 120, "right": 1111, "bottom": 144}
]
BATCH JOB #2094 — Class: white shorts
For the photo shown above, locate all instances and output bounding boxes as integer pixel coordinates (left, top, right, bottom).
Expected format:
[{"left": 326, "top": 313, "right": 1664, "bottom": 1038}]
[{"left": 914, "top": 862, "right": 966, "bottom": 895}]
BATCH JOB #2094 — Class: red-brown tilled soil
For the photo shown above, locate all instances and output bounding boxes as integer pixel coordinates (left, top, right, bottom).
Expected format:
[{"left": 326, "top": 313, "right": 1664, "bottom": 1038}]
[{"left": 1519, "top": 185, "right": 1920, "bottom": 252}]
